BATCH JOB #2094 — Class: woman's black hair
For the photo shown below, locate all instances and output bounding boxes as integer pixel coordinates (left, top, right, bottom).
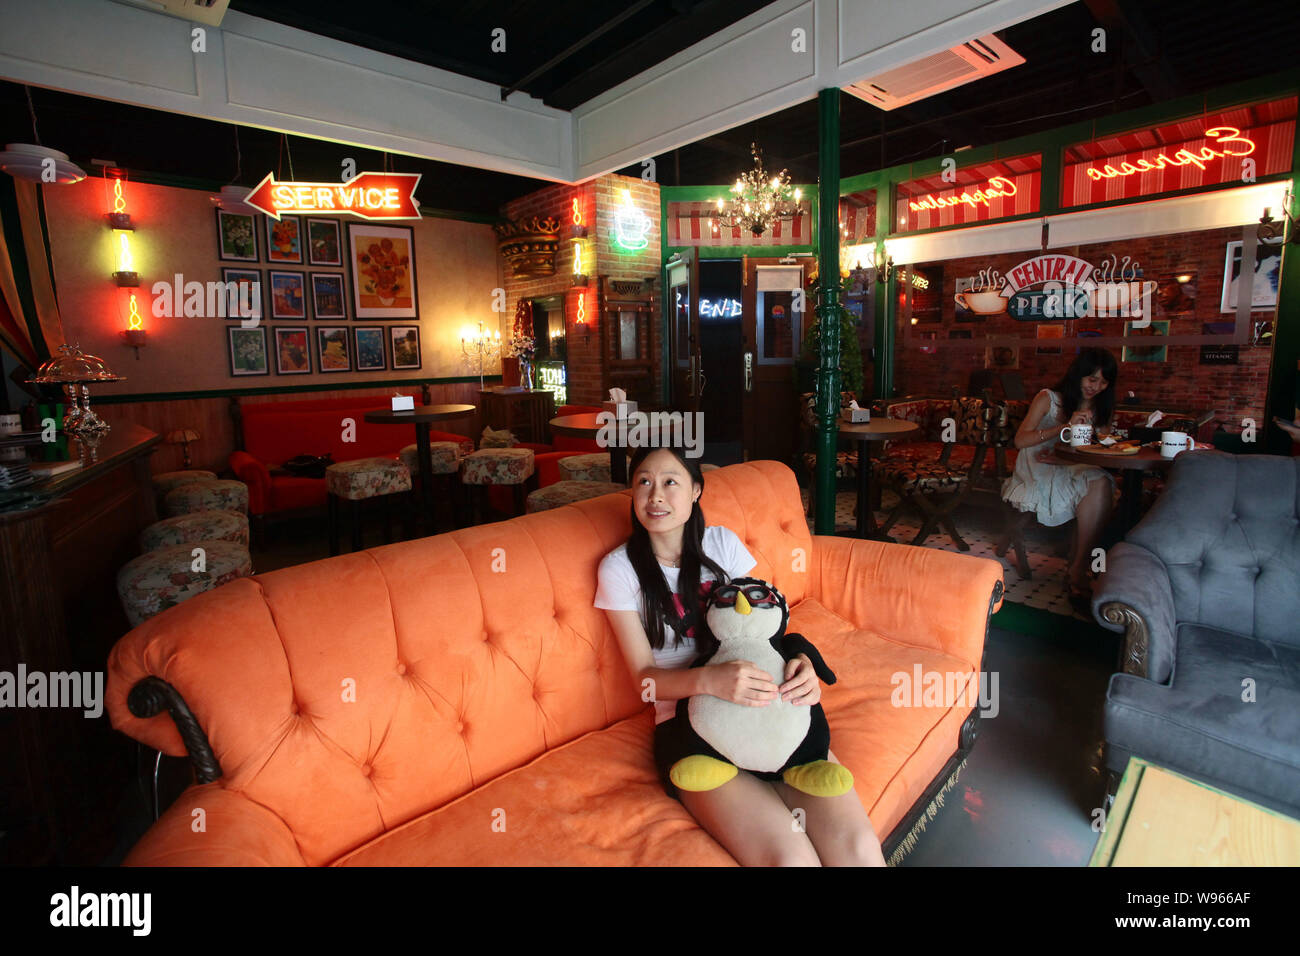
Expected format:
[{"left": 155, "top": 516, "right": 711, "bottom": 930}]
[
  {"left": 624, "top": 444, "right": 730, "bottom": 660},
  {"left": 1052, "top": 347, "right": 1118, "bottom": 427}
]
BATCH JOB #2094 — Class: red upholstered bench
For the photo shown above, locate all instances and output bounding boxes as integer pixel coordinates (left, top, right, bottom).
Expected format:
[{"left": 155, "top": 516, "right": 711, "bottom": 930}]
[{"left": 229, "top": 393, "right": 473, "bottom": 531}]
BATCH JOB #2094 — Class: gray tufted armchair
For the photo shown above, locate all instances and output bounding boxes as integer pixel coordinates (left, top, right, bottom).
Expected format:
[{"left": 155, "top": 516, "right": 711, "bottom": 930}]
[{"left": 1092, "top": 450, "right": 1300, "bottom": 816}]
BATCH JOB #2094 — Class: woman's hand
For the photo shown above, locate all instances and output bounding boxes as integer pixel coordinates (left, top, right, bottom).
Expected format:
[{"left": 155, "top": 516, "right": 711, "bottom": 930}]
[
  {"left": 779, "top": 654, "right": 821, "bottom": 706},
  {"left": 1069, "top": 410, "right": 1093, "bottom": 426},
  {"left": 703, "top": 660, "right": 777, "bottom": 706}
]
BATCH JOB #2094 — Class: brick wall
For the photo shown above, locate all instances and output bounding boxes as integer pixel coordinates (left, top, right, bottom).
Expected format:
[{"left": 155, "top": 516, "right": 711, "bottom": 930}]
[
  {"left": 500, "top": 174, "right": 661, "bottom": 406},
  {"left": 896, "top": 226, "right": 1275, "bottom": 428}
]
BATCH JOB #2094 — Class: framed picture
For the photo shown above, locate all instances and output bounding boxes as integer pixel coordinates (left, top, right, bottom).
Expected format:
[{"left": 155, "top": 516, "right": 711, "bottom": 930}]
[
  {"left": 348, "top": 224, "right": 418, "bottom": 319},
  {"left": 221, "top": 268, "right": 263, "bottom": 323},
  {"left": 1123, "top": 319, "right": 1169, "bottom": 363},
  {"left": 984, "top": 335, "right": 1020, "bottom": 370},
  {"left": 1220, "top": 240, "right": 1281, "bottom": 313},
  {"left": 389, "top": 325, "right": 421, "bottom": 369},
  {"left": 266, "top": 215, "right": 303, "bottom": 264},
  {"left": 354, "top": 326, "right": 387, "bottom": 371},
  {"left": 316, "top": 326, "right": 351, "bottom": 372},
  {"left": 227, "top": 326, "right": 269, "bottom": 376},
  {"left": 274, "top": 327, "right": 312, "bottom": 375},
  {"left": 268, "top": 270, "right": 307, "bottom": 320},
  {"left": 310, "top": 272, "right": 347, "bottom": 320},
  {"left": 306, "top": 217, "right": 343, "bottom": 266},
  {"left": 1155, "top": 272, "right": 1197, "bottom": 316},
  {"left": 1036, "top": 323, "right": 1064, "bottom": 355},
  {"left": 216, "top": 209, "right": 259, "bottom": 262}
]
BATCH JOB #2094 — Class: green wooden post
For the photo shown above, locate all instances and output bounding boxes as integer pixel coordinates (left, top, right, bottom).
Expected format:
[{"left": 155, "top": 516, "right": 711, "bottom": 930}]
[
  {"left": 815, "top": 88, "right": 842, "bottom": 535},
  {"left": 1264, "top": 121, "right": 1300, "bottom": 454}
]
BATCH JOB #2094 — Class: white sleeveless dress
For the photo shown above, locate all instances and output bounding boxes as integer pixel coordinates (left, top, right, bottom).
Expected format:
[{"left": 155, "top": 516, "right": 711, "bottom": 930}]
[{"left": 1001, "top": 389, "right": 1114, "bottom": 528}]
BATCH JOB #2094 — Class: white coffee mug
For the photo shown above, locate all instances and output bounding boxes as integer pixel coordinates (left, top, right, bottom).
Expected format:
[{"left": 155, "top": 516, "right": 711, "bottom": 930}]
[
  {"left": 0, "top": 413, "right": 19, "bottom": 436},
  {"left": 1060, "top": 423, "right": 1093, "bottom": 446},
  {"left": 1160, "top": 431, "right": 1197, "bottom": 458}
]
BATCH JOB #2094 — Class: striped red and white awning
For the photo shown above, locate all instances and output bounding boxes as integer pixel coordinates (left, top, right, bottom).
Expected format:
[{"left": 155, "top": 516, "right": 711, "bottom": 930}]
[{"left": 667, "top": 200, "right": 812, "bottom": 247}]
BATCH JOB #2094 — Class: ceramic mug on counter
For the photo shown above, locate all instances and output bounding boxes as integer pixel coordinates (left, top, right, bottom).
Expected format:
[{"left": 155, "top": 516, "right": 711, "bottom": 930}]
[
  {"left": 1160, "top": 431, "right": 1198, "bottom": 458},
  {"left": 1060, "top": 423, "right": 1094, "bottom": 447},
  {"left": 0, "top": 413, "right": 20, "bottom": 436}
]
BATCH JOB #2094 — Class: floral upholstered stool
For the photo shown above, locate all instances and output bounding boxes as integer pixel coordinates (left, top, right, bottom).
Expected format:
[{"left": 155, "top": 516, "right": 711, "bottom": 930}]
[
  {"left": 140, "top": 509, "right": 249, "bottom": 553},
  {"left": 162, "top": 479, "right": 249, "bottom": 517},
  {"left": 557, "top": 452, "right": 624, "bottom": 483},
  {"left": 461, "top": 447, "right": 535, "bottom": 522},
  {"left": 399, "top": 440, "right": 468, "bottom": 531},
  {"left": 325, "top": 457, "right": 413, "bottom": 555},
  {"left": 151, "top": 470, "right": 217, "bottom": 509},
  {"left": 875, "top": 458, "right": 972, "bottom": 550},
  {"left": 116, "top": 540, "right": 252, "bottom": 628},
  {"left": 526, "top": 480, "right": 626, "bottom": 513}
]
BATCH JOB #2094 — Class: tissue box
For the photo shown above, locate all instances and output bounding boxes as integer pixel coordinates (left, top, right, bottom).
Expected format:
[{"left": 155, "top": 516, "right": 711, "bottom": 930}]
[
  {"left": 391, "top": 395, "right": 415, "bottom": 412},
  {"left": 602, "top": 400, "right": 637, "bottom": 418},
  {"left": 841, "top": 407, "right": 870, "bottom": 423}
]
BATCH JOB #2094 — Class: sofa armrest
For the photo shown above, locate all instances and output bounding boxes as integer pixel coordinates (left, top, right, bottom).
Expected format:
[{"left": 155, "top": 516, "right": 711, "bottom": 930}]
[
  {"left": 810, "top": 535, "right": 1003, "bottom": 672},
  {"left": 1092, "top": 542, "right": 1177, "bottom": 684},
  {"left": 124, "top": 783, "right": 307, "bottom": 866},
  {"left": 533, "top": 450, "right": 586, "bottom": 488},
  {"left": 228, "top": 451, "right": 271, "bottom": 515}
]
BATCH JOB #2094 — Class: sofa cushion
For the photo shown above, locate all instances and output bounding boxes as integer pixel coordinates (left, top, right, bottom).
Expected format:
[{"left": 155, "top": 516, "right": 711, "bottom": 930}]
[{"left": 1105, "top": 621, "right": 1300, "bottom": 811}]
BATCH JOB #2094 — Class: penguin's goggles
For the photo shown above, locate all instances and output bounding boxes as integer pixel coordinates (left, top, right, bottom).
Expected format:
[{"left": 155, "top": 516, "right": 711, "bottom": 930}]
[{"left": 711, "top": 584, "right": 779, "bottom": 608}]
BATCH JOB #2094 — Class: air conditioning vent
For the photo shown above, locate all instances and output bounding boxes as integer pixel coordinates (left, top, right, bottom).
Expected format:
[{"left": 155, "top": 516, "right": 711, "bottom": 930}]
[
  {"left": 112, "top": 0, "right": 231, "bottom": 27},
  {"left": 844, "top": 34, "right": 1024, "bottom": 111}
]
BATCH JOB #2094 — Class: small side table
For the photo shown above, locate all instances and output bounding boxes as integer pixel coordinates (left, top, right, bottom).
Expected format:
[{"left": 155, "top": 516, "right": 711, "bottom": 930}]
[
  {"left": 363, "top": 405, "right": 475, "bottom": 531},
  {"left": 479, "top": 388, "right": 555, "bottom": 444},
  {"left": 837, "top": 418, "right": 920, "bottom": 540}
]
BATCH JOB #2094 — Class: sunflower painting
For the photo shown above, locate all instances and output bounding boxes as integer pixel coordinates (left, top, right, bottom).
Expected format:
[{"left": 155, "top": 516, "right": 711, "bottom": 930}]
[
  {"left": 348, "top": 224, "right": 418, "bottom": 318},
  {"left": 266, "top": 215, "right": 303, "bottom": 263}
]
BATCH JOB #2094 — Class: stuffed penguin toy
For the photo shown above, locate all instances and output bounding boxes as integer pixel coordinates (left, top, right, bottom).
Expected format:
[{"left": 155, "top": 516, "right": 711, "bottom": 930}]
[{"left": 668, "top": 578, "right": 853, "bottom": 798}]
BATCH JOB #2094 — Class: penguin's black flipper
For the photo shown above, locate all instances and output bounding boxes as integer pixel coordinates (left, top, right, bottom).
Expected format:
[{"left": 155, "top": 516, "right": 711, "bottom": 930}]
[{"left": 773, "top": 632, "right": 837, "bottom": 685}]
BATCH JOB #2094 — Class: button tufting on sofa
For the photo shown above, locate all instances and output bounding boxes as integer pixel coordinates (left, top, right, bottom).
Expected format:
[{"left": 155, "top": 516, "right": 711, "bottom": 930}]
[
  {"left": 455, "top": 722, "right": 465, "bottom": 734},
  {"left": 360, "top": 764, "right": 372, "bottom": 777},
  {"left": 396, "top": 662, "right": 407, "bottom": 675}
]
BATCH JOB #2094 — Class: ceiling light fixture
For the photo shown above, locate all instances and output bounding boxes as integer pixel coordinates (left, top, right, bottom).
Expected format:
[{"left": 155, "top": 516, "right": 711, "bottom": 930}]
[
  {"left": 0, "top": 87, "right": 86, "bottom": 184},
  {"left": 711, "top": 143, "right": 801, "bottom": 237}
]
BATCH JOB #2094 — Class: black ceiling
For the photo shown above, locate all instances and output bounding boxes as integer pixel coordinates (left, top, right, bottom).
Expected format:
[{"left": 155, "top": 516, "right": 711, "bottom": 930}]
[{"left": 1, "top": 0, "right": 1298, "bottom": 218}]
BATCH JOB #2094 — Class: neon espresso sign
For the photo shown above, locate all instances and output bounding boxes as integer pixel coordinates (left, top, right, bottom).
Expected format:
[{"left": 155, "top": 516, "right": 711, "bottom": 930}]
[
  {"left": 908, "top": 176, "right": 1017, "bottom": 213},
  {"left": 1083, "top": 127, "right": 1255, "bottom": 181}
]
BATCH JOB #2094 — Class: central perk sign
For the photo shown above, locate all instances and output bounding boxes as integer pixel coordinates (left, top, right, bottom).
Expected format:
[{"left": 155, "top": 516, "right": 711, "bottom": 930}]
[{"left": 244, "top": 171, "right": 422, "bottom": 220}]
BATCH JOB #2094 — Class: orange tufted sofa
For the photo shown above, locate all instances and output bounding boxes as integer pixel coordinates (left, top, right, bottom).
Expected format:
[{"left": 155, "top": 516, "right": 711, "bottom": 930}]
[{"left": 106, "top": 460, "right": 1004, "bottom": 866}]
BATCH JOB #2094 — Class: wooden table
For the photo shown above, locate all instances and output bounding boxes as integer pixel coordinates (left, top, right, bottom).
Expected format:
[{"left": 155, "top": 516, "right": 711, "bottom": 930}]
[
  {"left": 479, "top": 388, "right": 555, "bottom": 444},
  {"left": 838, "top": 418, "right": 920, "bottom": 540},
  {"left": 1050, "top": 442, "right": 1177, "bottom": 535},
  {"left": 1091, "top": 757, "right": 1300, "bottom": 866},
  {"left": 549, "top": 412, "right": 648, "bottom": 485},
  {"left": 364, "top": 405, "right": 475, "bottom": 529}
]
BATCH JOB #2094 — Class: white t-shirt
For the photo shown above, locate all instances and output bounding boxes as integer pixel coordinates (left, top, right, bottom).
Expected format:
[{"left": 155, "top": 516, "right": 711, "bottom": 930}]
[{"left": 594, "top": 525, "right": 757, "bottom": 724}]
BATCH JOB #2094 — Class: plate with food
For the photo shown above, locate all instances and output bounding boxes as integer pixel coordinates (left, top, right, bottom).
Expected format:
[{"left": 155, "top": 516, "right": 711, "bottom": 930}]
[{"left": 1079, "top": 439, "right": 1143, "bottom": 455}]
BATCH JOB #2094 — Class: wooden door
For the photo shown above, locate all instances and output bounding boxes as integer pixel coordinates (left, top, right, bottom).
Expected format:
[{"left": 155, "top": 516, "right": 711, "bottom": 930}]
[
  {"left": 666, "top": 251, "right": 701, "bottom": 413},
  {"left": 741, "top": 258, "right": 805, "bottom": 464}
]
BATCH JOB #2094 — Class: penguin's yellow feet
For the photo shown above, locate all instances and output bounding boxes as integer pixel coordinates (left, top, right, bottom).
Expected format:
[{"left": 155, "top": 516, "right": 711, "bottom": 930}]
[
  {"left": 782, "top": 760, "right": 854, "bottom": 797},
  {"left": 670, "top": 755, "right": 739, "bottom": 792}
]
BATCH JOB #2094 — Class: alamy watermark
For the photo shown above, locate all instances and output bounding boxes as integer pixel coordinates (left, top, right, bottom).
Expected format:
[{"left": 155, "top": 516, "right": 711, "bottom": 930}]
[
  {"left": 0, "top": 664, "right": 104, "bottom": 718},
  {"left": 595, "top": 410, "right": 704, "bottom": 459},
  {"left": 890, "top": 665, "right": 999, "bottom": 718}
]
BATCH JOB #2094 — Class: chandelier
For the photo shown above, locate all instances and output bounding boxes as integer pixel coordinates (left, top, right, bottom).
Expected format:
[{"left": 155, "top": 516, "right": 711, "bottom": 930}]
[{"left": 711, "top": 143, "right": 802, "bottom": 237}]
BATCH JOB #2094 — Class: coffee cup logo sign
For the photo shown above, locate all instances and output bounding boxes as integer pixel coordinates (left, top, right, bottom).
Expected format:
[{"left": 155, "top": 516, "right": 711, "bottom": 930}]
[{"left": 986, "top": 253, "right": 1154, "bottom": 323}]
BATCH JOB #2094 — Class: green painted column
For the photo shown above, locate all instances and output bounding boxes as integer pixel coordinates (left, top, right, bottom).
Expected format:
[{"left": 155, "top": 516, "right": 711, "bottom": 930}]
[
  {"left": 814, "top": 88, "right": 842, "bottom": 534},
  {"left": 1264, "top": 122, "right": 1300, "bottom": 454}
]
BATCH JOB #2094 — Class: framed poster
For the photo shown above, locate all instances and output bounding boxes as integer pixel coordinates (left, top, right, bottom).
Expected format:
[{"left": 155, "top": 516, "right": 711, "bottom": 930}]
[
  {"left": 274, "top": 327, "right": 311, "bottom": 374},
  {"left": 268, "top": 270, "right": 307, "bottom": 320},
  {"left": 389, "top": 325, "right": 421, "bottom": 369},
  {"left": 306, "top": 217, "right": 343, "bottom": 266},
  {"left": 348, "top": 224, "right": 418, "bottom": 319},
  {"left": 221, "top": 268, "right": 262, "bottom": 323},
  {"left": 1220, "top": 240, "right": 1281, "bottom": 313},
  {"left": 316, "top": 326, "right": 351, "bottom": 372},
  {"left": 984, "top": 335, "right": 1020, "bottom": 369},
  {"left": 266, "top": 215, "right": 303, "bottom": 264},
  {"left": 310, "top": 272, "right": 347, "bottom": 320},
  {"left": 354, "top": 326, "right": 387, "bottom": 371},
  {"left": 227, "top": 326, "right": 269, "bottom": 376},
  {"left": 216, "top": 209, "right": 259, "bottom": 262},
  {"left": 1123, "top": 319, "right": 1169, "bottom": 362}
]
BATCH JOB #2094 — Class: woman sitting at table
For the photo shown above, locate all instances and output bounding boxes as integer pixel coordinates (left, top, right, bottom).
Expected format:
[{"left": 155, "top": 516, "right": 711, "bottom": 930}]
[{"left": 1002, "top": 347, "right": 1118, "bottom": 606}]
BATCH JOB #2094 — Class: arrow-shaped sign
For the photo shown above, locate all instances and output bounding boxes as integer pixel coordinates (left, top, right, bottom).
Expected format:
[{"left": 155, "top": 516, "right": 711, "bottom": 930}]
[{"left": 244, "top": 171, "right": 423, "bottom": 221}]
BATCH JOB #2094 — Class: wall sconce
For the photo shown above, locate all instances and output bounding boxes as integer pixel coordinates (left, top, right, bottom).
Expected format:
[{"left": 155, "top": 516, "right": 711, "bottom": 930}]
[
  {"left": 876, "top": 243, "right": 894, "bottom": 283},
  {"left": 570, "top": 196, "right": 587, "bottom": 238},
  {"left": 1258, "top": 190, "right": 1297, "bottom": 245},
  {"left": 576, "top": 291, "right": 591, "bottom": 345},
  {"left": 104, "top": 168, "right": 145, "bottom": 356},
  {"left": 572, "top": 238, "right": 589, "bottom": 286}
]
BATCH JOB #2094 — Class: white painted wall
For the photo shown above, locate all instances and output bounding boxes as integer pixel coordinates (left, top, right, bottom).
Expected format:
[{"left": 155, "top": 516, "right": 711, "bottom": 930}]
[{"left": 1, "top": 0, "right": 1074, "bottom": 185}]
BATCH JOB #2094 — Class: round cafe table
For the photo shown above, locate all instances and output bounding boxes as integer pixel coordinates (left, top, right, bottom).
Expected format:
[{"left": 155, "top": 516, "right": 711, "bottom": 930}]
[
  {"left": 1049, "top": 441, "right": 1176, "bottom": 535},
  {"left": 364, "top": 404, "right": 475, "bottom": 529},
  {"left": 837, "top": 418, "right": 920, "bottom": 540},
  {"left": 550, "top": 412, "right": 684, "bottom": 485}
]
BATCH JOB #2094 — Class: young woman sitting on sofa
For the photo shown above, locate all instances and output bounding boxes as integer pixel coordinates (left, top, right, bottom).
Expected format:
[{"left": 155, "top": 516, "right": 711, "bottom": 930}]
[{"left": 595, "top": 445, "right": 885, "bottom": 866}]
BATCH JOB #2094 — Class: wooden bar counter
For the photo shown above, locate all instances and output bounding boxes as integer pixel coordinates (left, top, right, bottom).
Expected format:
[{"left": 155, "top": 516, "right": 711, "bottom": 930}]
[{"left": 0, "top": 424, "right": 160, "bottom": 863}]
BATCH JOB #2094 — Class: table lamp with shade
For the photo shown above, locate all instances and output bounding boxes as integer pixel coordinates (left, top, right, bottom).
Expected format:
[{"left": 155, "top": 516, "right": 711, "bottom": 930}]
[{"left": 166, "top": 428, "right": 201, "bottom": 468}]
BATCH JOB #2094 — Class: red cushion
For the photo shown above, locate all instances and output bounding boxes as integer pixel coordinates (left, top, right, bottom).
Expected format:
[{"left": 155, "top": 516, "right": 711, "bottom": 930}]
[{"left": 272, "top": 476, "right": 328, "bottom": 512}]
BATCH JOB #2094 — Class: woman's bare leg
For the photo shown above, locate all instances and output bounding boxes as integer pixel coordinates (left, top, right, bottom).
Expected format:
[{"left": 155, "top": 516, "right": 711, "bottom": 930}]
[
  {"left": 678, "top": 771, "right": 822, "bottom": 866},
  {"left": 770, "top": 749, "right": 886, "bottom": 866},
  {"left": 1070, "top": 476, "right": 1112, "bottom": 587}
]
